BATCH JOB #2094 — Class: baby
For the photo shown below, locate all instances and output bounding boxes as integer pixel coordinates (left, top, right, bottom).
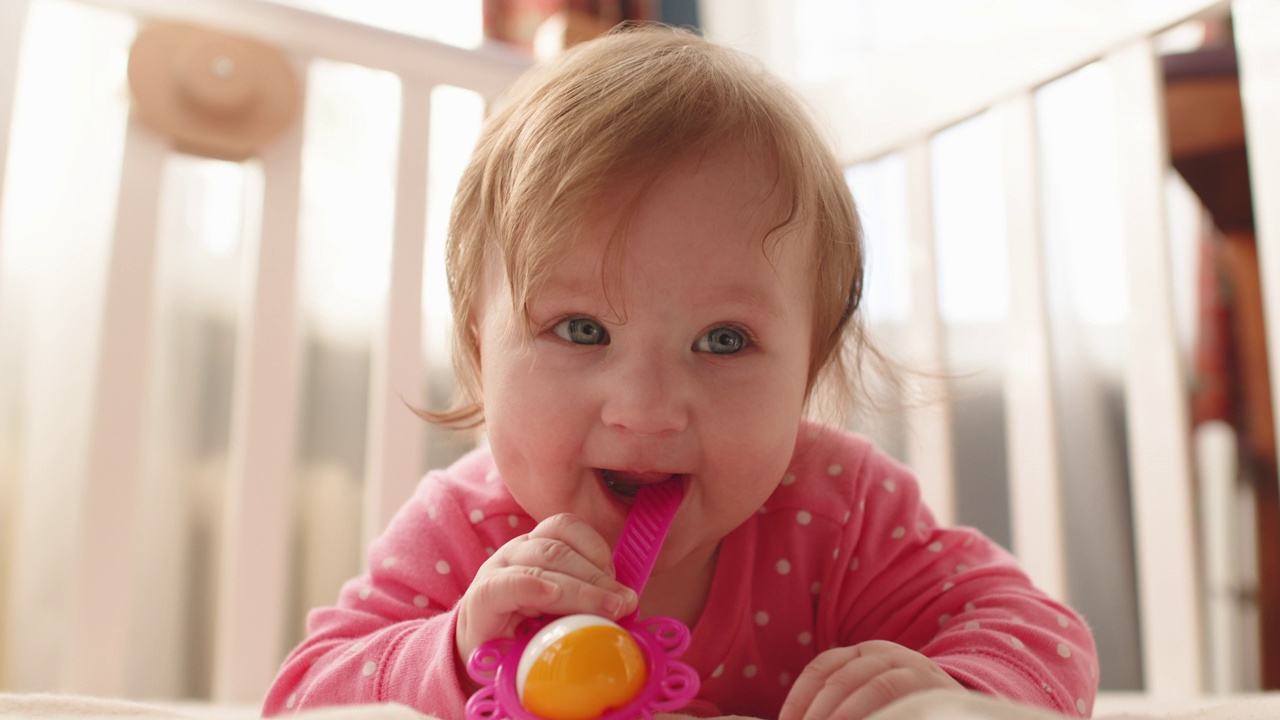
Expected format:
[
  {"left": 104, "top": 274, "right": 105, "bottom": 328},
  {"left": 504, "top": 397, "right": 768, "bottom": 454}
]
[{"left": 263, "top": 24, "right": 1098, "bottom": 720}]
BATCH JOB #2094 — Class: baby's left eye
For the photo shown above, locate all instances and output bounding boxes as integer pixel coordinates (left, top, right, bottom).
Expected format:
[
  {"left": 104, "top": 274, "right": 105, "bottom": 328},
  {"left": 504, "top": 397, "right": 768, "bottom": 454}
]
[{"left": 694, "top": 326, "right": 748, "bottom": 355}]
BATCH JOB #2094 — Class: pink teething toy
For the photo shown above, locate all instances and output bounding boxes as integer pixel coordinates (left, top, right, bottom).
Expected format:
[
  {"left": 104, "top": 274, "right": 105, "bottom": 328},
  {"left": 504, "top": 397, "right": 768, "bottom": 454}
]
[{"left": 465, "top": 479, "right": 699, "bottom": 720}]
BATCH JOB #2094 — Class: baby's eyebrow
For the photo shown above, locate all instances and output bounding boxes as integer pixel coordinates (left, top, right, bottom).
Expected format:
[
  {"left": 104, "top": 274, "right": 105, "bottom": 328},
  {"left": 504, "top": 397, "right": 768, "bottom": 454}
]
[
  {"left": 714, "top": 283, "right": 788, "bottom": 321},
  {"left": 527, "top": 277, "right": 609, "bottom": 311}
]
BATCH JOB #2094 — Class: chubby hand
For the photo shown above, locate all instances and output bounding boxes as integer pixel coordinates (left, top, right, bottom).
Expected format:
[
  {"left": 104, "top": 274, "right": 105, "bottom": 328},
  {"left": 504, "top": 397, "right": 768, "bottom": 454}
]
[
  {"left": 455, "top": 513, "right": 639, "bottom": 666},
  {"left": 779, "top": 641, "right": 965, "bottom": 720}
]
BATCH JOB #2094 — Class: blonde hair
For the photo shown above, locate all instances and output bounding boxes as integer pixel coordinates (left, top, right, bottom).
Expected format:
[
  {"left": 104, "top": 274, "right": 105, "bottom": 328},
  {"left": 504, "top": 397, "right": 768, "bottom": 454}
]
[{"left": 427, "top": 24, "right": 873, "bottom": 428}]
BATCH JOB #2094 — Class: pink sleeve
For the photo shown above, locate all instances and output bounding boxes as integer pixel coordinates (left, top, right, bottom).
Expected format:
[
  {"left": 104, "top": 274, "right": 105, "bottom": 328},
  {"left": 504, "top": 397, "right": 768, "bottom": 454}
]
[
  {"left": 263, "top": 455, "right": 527, "bottom": 717},
  {"left": 819, "top": 441, "right": 1099, "bottom": 716}
]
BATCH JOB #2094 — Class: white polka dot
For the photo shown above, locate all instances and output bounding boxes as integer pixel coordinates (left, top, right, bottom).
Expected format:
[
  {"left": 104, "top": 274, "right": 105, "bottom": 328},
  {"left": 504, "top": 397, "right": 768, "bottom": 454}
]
[
  {"left": 469, "top": 509, "right": 484, "bottom": 524},
  {"left": 1057, "top": 643, "right": 1072, "bottom": 658},
  {"left": 827, "top": 464, "right": 842, "bottom": 476},
  {"left": 842, "top": 511, "right": 851, "bottom": 525},
  {"left": 358, "top": 587, "right": 371, "bottom": 600},
  {"left": 413, "top": 595, "right": 429, "bottom": 608},
  {"left": 286, "top": 694, "right": 297, "bottom": 709},
  {"left": 712, "top": 664, "right": 725, "bottom": 678},
  {"left": 917, "top": 521, "right": 929, "bottom": 534},
  {"left": 435, "top": 560, "right": 451, "bottom": 574},
  {"left": 362, "top": 661, "right": 376, "bottom": 677},
  {"left": 956, "top": 564, "right": 969, "bottom": 573},
  {"left": 798, "top": 631, "right": 813, "bottom": 646},
  {"left": 779, "top": 672, "right": 791, "bottom": 686},
  {"left": 427, "top": 505, "right": 439, "bottom": 520},
  {"left": 1058, "top": 613, "right": 1070, "bottom": 628},
  {"left": 859, "top": 499, "right": 866, "bottom": 512},
  {"left": 776, "top": 559, "right": 792, "bottom": 575},
  {"left": 381, "top": 557, "right": 398, "bottom": 568},
  {"left": 1011, "top": 616, "right": 1025, "bottom": 624},
  {"left": 781, "top": 473, "right": 797, "bottom": 486},
  {"left": 796, "top": 511, "right": 813, "bottom": 526},
  {"left": 485, "top": 547, "right": 495, "bottom": 556},
  {"left": 965, "top": 620, "right": 980, "bottom": 630},
  {"left": 755, "top": 611, "right": 770, "bottom": 626},
  {"left": 928, "top": 541, "right": 943, "bottom": 552},
  {"left": 849, "top": 557, "right": 860, "bottom": 572},
  {"left": 938, "top": 614, "right": 951, "bottom": 626},
  {"left": 891, "top": 526, "right": 906, "bottom": 539},
  {"left": 352, "top": 641, "right": 367, "bottom": 653},
  {"left": 882, "top": 479, "right": 896, "bottom": 492},
  {"left": 965, "top": 602, "right": 976, "bottom": 613},
  {"left": 1009, "top": 636, "right": 1025, "bottom": 650},
  {"left": 1076, "top": 699, "right": 1086, "bottom": 714},
  {"left": 744, "top": 665, "right": 758, "bottom": 678},
  {"left": 810, "top": 582, "right": 822, "bottom": 594},
  {"left": 508, "top": 515, "right": 519, "bottom": 528},
  {"left": 485, "top": 470, "right": 499, "bottom": 483},
  {"left": 942, "top": 581, "right": 955, "bottom": 592}
]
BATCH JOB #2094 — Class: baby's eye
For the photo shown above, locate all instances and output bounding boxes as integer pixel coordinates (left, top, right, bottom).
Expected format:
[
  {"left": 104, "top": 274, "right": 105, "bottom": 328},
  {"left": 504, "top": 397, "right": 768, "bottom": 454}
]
[
  {"left": 694, "top": 326, "right": 748, "bottom": 355},
  {"left": 552, "top": 317, "right": 609, "bottom": 345}
]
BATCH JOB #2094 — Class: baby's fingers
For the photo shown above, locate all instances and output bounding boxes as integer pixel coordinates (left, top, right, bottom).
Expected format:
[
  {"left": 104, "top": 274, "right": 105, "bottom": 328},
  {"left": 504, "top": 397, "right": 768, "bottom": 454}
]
[
  {"left": 502, "top": 536, "right": 623, "bottom": 593},
  {"left": 781, "top": 643, "right": 963, "bottom": 720},
  {"left": 781, "top": 647, "right": 892, "bottom": 720},
  {"left": 457, "top": 566, "right": 637, "bottom": 661},
  {"left": 526, "top": 513, "right": 617, "bottom": 578},
  {"left": 480, "top": 566, "right": 636, "bottom": 620}
]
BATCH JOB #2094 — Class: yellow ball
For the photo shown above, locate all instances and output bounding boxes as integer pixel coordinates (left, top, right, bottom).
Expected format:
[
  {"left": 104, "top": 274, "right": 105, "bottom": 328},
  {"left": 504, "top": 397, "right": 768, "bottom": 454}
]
[{"left": 516, "top": 615, "right": 648, "bottom": 720}]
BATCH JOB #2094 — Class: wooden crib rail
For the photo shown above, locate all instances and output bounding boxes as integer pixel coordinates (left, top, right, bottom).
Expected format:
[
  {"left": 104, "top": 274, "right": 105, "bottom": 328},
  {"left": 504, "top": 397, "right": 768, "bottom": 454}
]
[
  {"left": 0, "top": 0, "right": 530, "bottom": 703},
  {"left": 803, "top": 0, "right": 1280, "bottom": 698}
]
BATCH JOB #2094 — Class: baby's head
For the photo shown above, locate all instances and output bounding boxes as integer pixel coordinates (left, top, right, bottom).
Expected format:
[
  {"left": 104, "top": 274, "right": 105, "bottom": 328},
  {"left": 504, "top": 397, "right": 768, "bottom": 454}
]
[{"left": 436, "top": 24, "right": 867, "bottom": 427}]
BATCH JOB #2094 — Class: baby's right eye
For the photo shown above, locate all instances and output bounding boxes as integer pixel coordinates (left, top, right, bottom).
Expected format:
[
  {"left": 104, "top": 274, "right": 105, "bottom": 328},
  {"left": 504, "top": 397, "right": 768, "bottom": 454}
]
[{"left": 552, "top": 317, "right": 609, "bottom": 345}]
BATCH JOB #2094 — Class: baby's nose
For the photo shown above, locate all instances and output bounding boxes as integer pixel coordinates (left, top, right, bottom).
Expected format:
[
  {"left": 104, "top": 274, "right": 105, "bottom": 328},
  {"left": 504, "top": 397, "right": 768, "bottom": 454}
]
[{"left": 599, "top": 358, "right": 688, "bottom": 437}]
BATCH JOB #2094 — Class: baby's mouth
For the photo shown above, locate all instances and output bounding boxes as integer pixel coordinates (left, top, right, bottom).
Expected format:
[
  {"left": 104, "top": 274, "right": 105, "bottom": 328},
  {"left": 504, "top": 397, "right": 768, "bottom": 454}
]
[{"left": 600, "top": 470, "right": 683, "bottom": 504}]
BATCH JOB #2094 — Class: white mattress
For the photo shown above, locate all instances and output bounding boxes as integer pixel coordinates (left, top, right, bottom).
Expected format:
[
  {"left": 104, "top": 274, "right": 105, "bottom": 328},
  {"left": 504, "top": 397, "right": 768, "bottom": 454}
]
[{"left": 3, "top": 689, "right": 1279, "bottom": 720}]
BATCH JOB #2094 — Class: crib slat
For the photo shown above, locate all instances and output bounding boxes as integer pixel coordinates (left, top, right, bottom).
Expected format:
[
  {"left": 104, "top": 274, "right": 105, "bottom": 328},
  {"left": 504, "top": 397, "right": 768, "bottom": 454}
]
[
  {"left": 73, "top": 0, "right": 529, "bottom": 102},
  {"left": 211, "top": 70, "right": 307, "bottom": 704},
  {"left": 1234, "top": 0, "right": 1280, "bottom": 503},
  {"left": 0, "top": 0, "right": 31, "bottom": 238},
  {"left": 902, "top": 140, "right": 957, "bottom": 525},
  {"left": 363, "top": 84, "right": 431, "bottom": 545},
  {"left": 1195, "top": 420, "right": 1241, "bottom": 692},
  {"left": 66, "top": 113, "right": 168, "bottom": 695},
  {"left": 1107, "top": 39, "right": 1205, "bottom": 697},
  {"left": 996, "top": 93, "right": 1068, "bottom": 601}
]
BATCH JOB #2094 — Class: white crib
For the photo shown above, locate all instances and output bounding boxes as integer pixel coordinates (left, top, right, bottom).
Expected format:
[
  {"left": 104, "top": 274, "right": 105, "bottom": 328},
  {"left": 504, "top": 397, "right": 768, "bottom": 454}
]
[{"left": 0, "top": 0, "right": 1278, "bottom": 713}]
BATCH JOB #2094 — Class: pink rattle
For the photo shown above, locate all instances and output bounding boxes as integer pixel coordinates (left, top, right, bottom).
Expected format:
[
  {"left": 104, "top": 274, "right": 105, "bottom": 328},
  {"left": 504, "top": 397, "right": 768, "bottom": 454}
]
[{"left": 465, "top": 479, "right": 700, "bottom": 720}]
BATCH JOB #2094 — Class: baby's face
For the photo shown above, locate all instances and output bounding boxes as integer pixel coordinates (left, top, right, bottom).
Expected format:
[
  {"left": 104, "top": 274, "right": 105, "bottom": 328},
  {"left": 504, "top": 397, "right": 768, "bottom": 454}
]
[{"left": 475, "top": 144, "right": 815, "bottom": 579}]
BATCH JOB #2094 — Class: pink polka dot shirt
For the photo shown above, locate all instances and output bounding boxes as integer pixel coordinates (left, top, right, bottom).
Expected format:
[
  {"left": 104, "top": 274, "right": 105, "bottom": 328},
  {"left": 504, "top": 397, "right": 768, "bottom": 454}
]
[{"left": 263, "top": 423, "right": 1098, "bottom": 718}]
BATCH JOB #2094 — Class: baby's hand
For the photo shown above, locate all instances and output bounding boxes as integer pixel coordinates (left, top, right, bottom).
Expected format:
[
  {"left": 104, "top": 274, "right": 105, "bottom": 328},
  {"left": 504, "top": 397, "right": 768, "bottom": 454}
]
[
  {"left": 779, "top": 641, "right": 965, "bottom": 720},
  {"left": 455, "top": 513, "right": 639, "bottom": 667}
]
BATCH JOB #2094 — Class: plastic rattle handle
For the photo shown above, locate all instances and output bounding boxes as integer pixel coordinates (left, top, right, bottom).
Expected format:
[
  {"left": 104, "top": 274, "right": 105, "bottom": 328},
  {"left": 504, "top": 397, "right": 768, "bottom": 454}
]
[{"left": 613, "top": 477, "right": 685, "bottom": 615}]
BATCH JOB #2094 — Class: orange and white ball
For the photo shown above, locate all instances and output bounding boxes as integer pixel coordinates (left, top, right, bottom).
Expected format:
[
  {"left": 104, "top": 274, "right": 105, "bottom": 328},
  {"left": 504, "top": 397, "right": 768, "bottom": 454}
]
[{"left": 516, "top": 615, "right": 648, "bottom": 720}]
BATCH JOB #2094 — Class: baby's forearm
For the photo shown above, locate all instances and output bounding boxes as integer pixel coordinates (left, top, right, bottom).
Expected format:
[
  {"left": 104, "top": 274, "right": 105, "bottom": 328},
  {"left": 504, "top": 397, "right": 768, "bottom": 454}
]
[{"left": 263, "top": 606, "right": 468, "bottom": 717}]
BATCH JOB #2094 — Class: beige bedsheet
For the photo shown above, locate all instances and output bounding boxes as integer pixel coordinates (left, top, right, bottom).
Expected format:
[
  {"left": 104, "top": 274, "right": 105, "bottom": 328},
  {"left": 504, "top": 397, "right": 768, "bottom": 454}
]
[{"left": 3, "top": 689, "right": 1279, "bottom": 719}]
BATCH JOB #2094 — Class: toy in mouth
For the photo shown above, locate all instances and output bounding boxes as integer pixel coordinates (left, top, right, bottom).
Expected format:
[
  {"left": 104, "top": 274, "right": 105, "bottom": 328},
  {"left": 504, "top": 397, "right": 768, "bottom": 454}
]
[
  {"left": 466, "top": 477, "right": 698, "bottom": 720},
  {"left": 600, "top": 470, "right": 682, "bottom": 503}
]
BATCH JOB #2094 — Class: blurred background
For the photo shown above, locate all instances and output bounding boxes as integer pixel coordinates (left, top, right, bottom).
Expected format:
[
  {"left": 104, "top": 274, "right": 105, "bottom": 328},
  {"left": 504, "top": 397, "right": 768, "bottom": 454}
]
[{"left": 0, "top": 0, "right": 1273, "bottom": 703}]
